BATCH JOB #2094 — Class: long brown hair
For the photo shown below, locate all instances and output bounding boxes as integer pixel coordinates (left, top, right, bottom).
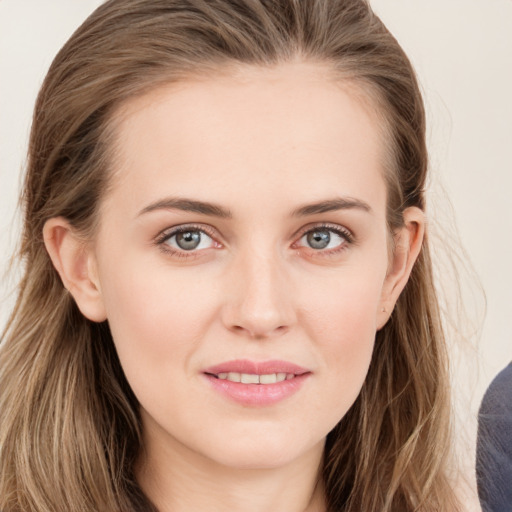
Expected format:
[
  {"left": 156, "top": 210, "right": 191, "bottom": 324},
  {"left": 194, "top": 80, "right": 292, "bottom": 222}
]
[{"left": 0, "top": 1, "right": 460, "bottom": 510}]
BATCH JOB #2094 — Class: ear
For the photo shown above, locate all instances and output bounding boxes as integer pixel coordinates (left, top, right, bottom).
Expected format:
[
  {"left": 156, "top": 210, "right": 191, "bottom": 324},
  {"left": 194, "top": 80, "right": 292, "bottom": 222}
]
[
  {"left": 376, "top": 207, "right": 425, "bottom": 330},
  {"left": 43, "top": 217, "right": 107, "bottom": 322}
]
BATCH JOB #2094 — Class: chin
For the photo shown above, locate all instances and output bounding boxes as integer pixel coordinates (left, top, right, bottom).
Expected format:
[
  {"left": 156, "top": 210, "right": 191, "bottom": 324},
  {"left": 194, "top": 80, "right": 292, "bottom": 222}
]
[{"left": 198, "top": 427, "right": 323, "bottom": 471}]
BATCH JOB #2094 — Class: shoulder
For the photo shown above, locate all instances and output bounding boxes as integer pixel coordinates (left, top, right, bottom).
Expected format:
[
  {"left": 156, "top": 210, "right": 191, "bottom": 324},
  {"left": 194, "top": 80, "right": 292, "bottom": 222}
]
[
  {"left": 476, "top": 362, "right": 512, "bottom": 512},
  {"left": 479, "top": 362, "right": 512, "bottom": 419}
]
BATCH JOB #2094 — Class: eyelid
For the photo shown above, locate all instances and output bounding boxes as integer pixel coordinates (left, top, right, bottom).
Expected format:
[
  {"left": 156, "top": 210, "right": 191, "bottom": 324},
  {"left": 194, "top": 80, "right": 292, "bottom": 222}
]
[
  {"left": 291, "top": 222, "right": 355, "bottom": 256},
  {"left": 154, "top": 223, "right": 222, "bottom": 252},
  {"left": 155, "top": 223, "right": 216, "bottom": 240},
  {"left": 293, "top": 222, "right": 354, "bottom": 243}
]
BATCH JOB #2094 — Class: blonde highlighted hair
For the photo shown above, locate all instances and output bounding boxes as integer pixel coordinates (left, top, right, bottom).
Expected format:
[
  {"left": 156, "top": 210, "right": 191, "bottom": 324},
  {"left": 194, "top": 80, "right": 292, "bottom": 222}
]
[{"left": 0, "top": 1, "right": 460, "bottom": 510}]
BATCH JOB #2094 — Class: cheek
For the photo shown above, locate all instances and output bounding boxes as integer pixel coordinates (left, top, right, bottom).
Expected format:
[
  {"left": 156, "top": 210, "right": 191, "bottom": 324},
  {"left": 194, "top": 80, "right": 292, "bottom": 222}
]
[
  {"left": 98, "top": 259, "right": 219, "bottom": 383},
  {"left": 302, "top": 264, "right": 384, "bottom": 346},
  {"left": 300, "top": 266, "right": 386, "bottom": 416}
]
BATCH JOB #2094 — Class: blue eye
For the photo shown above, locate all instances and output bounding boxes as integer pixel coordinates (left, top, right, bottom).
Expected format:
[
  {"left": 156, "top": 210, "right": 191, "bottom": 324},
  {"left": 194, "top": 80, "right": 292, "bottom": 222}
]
[
  {"left": 298, "top": 228, "right": 349, "bottom": 250},
  {"left": 164, "top": 229, "right": 215, "bottom": 251}
]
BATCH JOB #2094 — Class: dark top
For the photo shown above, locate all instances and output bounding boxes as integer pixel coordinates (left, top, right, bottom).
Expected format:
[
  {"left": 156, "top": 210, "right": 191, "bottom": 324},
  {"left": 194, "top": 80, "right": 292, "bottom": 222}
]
[{"left": 476, "top": 362, "right": 512, "bottom": 512}]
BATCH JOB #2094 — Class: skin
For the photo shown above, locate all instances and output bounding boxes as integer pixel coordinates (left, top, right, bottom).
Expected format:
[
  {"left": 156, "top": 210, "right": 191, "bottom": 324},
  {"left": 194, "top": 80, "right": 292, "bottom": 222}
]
[{"left": 44, "top": 62, "right": 424, "bottom": 512}]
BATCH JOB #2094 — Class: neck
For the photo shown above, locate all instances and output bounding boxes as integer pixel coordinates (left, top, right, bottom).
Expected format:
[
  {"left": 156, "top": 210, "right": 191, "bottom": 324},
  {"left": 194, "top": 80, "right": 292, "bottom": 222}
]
[{"left": 136, "top": 422, "right": 326, "bottom": 512}]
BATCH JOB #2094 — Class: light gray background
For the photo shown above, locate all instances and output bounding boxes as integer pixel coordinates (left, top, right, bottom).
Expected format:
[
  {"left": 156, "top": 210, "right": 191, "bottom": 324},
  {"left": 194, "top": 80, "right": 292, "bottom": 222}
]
[{"left": 1, "top": 1, "right": 511, "bottom": 485}]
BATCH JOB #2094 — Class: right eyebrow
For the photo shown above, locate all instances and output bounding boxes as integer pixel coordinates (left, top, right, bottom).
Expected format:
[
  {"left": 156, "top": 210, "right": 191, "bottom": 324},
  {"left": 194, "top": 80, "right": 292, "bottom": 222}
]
[{"left": 137, "top": 197, "right": 233, "bottom": 219}]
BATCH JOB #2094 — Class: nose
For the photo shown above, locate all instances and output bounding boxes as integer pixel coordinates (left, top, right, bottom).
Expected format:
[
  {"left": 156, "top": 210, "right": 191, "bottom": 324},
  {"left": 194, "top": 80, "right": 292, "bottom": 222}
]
[{"left": 221, "top": 250, "right": 296, "bottom": 339}]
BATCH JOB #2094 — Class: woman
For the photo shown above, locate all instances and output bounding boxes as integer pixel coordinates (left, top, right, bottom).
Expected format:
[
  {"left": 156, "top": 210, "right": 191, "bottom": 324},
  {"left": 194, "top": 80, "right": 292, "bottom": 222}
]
[{"left": 0, "top": 0, "right": 461, "bottom": 510}]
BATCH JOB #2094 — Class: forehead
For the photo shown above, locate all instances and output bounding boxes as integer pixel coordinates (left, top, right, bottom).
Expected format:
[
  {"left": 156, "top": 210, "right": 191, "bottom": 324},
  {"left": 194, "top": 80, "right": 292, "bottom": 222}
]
[{"left": 107, "top": 61, "right": 388, "bottom": 215}]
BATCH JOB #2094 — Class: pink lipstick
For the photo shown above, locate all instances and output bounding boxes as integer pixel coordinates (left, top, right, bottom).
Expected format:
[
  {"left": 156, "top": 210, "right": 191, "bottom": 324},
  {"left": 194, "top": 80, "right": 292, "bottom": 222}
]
[{"left": 202, "top": 359, "right": 311, "bottom": 407}]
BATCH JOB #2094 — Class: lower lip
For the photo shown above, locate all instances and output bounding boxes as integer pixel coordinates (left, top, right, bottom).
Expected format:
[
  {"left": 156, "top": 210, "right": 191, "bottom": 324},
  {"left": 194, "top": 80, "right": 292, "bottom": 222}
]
[{"left": 203, "top": 373, "right": 310, "bottom": 407}]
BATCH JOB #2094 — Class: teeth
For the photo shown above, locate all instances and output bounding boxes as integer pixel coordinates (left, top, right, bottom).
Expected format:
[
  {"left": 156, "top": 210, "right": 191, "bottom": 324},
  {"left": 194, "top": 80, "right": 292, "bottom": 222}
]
[
  {"left": 259, "top": 373, "right": 277, "bottom": 384},
  {"left": 217, "top": 372, "right": 295, "bottom": 384},
  {"left": 241, "top": 373, "right": 259, "bottom": 384}
]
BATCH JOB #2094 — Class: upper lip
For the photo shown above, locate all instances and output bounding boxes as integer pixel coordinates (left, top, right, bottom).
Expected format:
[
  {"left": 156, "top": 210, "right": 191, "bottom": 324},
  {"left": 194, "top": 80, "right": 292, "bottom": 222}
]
[{"left": 203, "top": 359, "right": 310, "bottom": 376}]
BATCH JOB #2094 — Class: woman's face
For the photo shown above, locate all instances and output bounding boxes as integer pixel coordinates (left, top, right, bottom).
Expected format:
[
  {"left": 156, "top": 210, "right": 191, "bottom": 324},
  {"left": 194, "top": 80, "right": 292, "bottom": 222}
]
[{"left": 83, "top": 63, "right": 408, "bottom": 470}]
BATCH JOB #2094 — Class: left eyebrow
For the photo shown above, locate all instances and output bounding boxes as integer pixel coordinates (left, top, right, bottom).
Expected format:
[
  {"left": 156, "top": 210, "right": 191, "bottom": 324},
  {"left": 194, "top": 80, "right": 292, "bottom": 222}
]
[{"left": 292, "top": 197, "right": 372, "bottom": 217}]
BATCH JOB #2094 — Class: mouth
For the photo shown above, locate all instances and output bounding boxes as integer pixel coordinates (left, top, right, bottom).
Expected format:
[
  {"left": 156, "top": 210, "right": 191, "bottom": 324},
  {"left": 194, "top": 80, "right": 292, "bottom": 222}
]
[
  {"left": 206, "top": 372, "right": 297, "bottom": 384},
  {"left": 202, "top": 359, "right": 311, "bottom": 406}
]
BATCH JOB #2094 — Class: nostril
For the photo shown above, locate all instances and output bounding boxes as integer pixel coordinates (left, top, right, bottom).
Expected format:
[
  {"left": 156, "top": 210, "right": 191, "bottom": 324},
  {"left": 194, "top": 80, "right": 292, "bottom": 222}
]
[{"left": 229, "top": 323, "right": 288, "bottom": 339}]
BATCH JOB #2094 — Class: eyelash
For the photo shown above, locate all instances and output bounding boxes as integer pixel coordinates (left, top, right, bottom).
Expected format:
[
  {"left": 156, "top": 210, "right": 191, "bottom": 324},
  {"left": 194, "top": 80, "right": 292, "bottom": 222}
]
[
  {"left": 154, "top": 222, "right": 354, "bottom": 258},
  {"left": 293, "top": 223, "right": 354, "bottom": 256},
  {"left": 155, "top": 224, "right": 219, "bottom": 258}
]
